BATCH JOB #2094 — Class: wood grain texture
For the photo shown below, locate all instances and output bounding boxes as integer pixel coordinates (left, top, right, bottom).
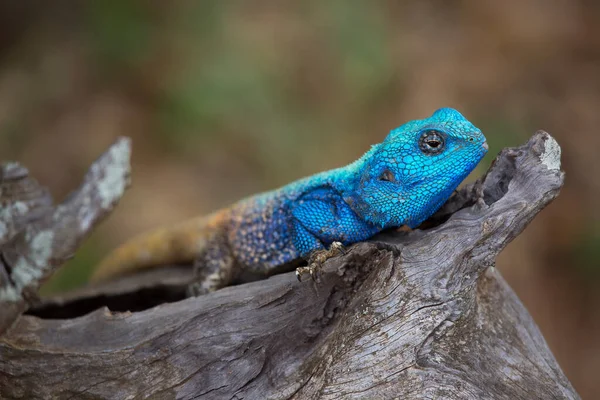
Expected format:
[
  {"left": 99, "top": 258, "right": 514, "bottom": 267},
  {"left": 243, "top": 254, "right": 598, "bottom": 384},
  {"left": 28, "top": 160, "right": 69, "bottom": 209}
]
[{"left": 0, "top": 132, "right": 579, "bottom": 399}]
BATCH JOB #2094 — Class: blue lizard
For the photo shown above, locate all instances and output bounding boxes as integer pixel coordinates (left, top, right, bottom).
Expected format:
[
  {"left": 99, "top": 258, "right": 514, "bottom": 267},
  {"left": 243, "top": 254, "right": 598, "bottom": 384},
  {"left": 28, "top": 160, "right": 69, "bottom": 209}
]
[{"left": 91, "top": 108, "right": 488, "bottom": 293}]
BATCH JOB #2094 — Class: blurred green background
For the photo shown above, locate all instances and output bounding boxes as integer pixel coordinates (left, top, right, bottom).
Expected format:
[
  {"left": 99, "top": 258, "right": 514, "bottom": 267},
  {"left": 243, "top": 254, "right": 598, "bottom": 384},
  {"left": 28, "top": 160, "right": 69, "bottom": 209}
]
[{"left": 0, "top": 1, "right": 598, "bottom": 397}]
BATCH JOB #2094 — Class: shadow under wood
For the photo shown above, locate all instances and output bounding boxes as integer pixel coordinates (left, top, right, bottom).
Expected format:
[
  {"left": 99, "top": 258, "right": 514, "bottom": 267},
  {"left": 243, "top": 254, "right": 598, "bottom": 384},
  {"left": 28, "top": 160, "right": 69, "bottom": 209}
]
[
  {"left": 0, "top": 131, "right": 580, "bottom": 400},
  {"left": 28, "top": 266, "right": 193, "bottom": 318},
  {"left": 29, "top": 260, "right": 304, "bottom": 319}
]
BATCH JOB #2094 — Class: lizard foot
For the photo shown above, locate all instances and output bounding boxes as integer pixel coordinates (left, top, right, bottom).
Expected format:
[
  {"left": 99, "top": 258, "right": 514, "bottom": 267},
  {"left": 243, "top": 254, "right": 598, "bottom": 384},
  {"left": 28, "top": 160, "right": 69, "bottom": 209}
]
[
  {"left": 296, "top": 241, "right": 345, "bottom": 283},
  {"left": 186, "top": 282, "right": 210, "bottom": 297}
]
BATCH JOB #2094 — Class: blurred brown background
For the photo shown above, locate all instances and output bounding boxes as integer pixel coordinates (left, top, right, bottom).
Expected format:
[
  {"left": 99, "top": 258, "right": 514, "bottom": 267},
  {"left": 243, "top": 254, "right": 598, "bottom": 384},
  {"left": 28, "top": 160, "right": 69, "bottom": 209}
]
[{"left": 0, "top": 1, "right": 598, "bottom": 397}]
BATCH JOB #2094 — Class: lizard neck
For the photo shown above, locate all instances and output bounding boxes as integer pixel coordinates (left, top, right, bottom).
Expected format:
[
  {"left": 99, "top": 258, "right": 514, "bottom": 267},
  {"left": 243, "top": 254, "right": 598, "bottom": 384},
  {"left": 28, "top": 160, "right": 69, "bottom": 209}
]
[
  {"left": 326, "top": 145, "right": 388, "bottom": 228},
  {"left": 330, "top": 144, "right": 380, "bottom": 193}
]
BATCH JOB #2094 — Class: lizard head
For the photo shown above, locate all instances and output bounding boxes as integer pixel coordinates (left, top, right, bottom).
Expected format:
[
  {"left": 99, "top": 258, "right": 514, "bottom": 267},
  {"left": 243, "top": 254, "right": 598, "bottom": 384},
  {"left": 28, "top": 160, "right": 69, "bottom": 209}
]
[{"left": 343, "top": 107, "right": 488, "bottom": 229}]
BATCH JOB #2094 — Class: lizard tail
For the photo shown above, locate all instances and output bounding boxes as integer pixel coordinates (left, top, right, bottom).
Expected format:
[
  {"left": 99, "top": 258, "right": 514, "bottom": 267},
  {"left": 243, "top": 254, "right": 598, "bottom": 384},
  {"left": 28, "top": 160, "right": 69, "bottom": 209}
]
[{"left": 90, "top": 212, "right": 224, "bottom": 283}]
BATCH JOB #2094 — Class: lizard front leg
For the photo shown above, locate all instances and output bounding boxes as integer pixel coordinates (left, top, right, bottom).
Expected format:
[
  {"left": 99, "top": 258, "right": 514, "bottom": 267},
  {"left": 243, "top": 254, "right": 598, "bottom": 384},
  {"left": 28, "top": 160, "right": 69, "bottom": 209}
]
[
  {"left": 296, "top": 241, "right": 345, "bottom": 282},
  {"left": 290, "top": 186, "right": 377, "bottom": 283}
]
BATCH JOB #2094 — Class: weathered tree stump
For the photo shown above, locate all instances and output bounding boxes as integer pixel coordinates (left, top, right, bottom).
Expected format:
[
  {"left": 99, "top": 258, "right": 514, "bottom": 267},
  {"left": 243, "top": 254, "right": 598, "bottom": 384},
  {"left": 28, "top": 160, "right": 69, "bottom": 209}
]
[{"left": 0, "top": 132, "right": 579, "bottom": 399}]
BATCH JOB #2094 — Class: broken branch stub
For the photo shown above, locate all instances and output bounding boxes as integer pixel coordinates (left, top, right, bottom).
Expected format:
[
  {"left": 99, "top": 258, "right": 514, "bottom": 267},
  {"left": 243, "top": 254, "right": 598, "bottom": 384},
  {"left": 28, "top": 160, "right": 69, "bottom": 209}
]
[
  {"left": 0, "top": 138, "right": 131, "bottom": 334},
  {"left": 0, "top": 132, "right": 579, "bottom": 399}
]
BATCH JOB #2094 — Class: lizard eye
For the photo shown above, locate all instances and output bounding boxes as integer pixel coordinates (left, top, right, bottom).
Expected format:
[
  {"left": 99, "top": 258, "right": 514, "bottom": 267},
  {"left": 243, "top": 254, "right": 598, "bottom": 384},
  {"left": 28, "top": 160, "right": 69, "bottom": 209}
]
[
  {"left": 378, "top": 169, "right": 396, "bottom": 183},
  {"left": 419, "top": 130, "right": 446, "bottom": 155}
]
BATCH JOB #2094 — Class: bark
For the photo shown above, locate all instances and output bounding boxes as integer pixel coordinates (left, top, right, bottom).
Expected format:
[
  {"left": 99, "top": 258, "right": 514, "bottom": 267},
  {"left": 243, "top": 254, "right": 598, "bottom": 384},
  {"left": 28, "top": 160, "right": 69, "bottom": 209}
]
[{"left": 0, "top": 132, "right": 579, "bottom": 399}]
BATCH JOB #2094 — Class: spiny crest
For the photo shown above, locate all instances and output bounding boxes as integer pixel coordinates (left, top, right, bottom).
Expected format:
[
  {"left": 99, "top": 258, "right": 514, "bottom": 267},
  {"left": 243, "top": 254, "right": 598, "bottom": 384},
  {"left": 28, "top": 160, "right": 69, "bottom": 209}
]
[{"left": 384, "top": 107, "right": 480, "bottom": 143}]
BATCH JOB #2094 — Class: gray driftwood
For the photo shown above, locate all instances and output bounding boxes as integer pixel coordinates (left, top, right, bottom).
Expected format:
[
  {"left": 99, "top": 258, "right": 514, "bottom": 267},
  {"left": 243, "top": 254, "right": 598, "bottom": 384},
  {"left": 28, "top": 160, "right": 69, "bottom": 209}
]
[{"left": 0, "top": 132, "right": 579, "bottom": 399}]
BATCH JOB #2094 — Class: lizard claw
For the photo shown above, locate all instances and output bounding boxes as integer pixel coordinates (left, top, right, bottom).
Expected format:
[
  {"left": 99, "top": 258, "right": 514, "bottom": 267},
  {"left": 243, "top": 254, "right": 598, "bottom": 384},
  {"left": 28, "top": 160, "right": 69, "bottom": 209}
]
[
  {"left": 307, "top": 241, "right": 345, "bottom": 265},
  {"left": 296, "top": 241, "right": 345, "bottom": 283},
  {"left": 296, "top": 264, "right": 321, "bottom": 282}
]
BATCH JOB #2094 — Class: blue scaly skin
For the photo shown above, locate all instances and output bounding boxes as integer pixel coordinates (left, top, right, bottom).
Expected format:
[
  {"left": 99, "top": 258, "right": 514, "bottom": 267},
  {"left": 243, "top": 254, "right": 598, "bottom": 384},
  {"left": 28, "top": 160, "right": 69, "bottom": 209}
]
[{"left": 91, "top": 108, "right": 488, "bottom": 294}]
